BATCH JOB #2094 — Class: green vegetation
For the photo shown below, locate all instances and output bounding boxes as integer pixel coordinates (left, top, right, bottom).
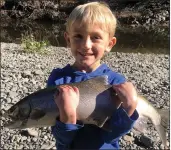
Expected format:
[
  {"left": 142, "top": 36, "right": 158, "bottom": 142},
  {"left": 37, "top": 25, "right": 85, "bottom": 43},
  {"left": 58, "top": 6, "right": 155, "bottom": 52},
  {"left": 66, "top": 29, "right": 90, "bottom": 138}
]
[{"left": 21, "top": 33, "right": 49, "bottom": 54}]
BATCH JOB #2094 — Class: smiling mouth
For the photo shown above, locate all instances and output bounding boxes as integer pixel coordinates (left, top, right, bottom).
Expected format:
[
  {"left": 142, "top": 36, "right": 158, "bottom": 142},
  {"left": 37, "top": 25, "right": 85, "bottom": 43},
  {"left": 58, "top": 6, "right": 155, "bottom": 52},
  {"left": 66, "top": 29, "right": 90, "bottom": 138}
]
[{"left": 79, "top": 52, "right": 93, "bottom": 57}]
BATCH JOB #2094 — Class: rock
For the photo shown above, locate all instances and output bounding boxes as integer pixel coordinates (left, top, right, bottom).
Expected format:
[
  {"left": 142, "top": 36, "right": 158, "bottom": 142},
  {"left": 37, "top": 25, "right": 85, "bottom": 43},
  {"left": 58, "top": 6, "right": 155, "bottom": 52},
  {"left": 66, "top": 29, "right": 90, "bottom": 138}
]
[
  {"left": 23, "top": 128, "right": 39, "bottom": 137},
  {"left": 160, "top": 144, "right": 165, "bottom": 149},
  {"left": 41, "top": 143, "right": 55, "bottom": 149},
  {"left": 17, "top": 145, "right": 23, "bottom": 149},
  {"left": 166, "top": 141, "right": 170, "bottom": 147},
  {"left": 33, "top": 70, "right": 44, "bottom": 75},
  {"left": 22, "top": 70, "right": 32, "bottom": 78},
  {"left": 21, "top": 136, "right": 27, "bottom": 141},
  {"left": 32, "top": 137, "right": 37, "bottom": 142},
  {"left": 8, "top": 91, "right": 18, "bottom": 99},
  {"left": 140, "top": 135, "right": 154, "bottom": 147},
  {"left": 123, "top": 135, "right": 134, "bottom": 144}
]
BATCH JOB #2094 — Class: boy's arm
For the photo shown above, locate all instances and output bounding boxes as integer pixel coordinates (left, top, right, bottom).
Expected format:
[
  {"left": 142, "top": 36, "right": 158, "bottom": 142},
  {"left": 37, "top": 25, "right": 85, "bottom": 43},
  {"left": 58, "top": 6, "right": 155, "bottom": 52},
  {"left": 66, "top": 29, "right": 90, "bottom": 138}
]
[
  {"left": 104, "top": 82, "right": 139, "bottom": 142},
  {"left": 113, "top": 82, "right": 138, "bottom": 116},
  {"left": 47, "top": 69, "right": 83, "bottom": 149},
  {"left": 51, "top": 119, "right": 83, "bottom": 149},
  {"left": 106, "top": 106, "right": 139, "bottom": 142}
]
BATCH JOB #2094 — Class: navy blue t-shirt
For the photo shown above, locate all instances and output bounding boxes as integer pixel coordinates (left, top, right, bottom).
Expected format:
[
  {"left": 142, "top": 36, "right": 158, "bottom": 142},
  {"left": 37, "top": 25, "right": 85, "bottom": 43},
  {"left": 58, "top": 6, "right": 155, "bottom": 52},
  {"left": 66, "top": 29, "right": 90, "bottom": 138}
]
[{"left": 47, "top": 64, "right": 139, "bottom": 149}]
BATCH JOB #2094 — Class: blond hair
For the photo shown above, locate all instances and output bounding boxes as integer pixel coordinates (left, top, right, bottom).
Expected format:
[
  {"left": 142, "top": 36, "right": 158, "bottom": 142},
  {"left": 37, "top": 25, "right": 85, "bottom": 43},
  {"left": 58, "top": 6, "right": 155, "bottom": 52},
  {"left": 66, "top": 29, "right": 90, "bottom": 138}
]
[{"left": 66, "top": 2, "right": 117, "bottom": 38}]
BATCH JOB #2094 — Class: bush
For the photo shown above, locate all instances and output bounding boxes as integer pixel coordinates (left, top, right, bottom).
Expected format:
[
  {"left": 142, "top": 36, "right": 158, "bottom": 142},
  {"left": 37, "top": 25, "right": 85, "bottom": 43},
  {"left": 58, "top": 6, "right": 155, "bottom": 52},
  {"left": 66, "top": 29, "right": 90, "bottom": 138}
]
[{"left": 21, "top": 33, "right": 49, "bottom": 54}]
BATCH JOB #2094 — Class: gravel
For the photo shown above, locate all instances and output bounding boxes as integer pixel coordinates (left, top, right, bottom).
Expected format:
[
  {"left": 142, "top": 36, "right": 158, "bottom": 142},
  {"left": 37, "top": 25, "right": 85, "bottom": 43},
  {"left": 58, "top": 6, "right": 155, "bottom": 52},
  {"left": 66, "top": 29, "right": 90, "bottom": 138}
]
[{"left": 1, "top": 42, "right": 169, "bottom": 149}]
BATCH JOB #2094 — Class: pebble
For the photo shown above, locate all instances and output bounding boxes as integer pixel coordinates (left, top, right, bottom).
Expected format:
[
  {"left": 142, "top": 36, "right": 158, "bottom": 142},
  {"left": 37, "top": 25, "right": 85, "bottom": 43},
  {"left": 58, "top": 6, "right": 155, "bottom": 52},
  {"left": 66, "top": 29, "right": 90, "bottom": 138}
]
[
  {"left": 33, "top": 70, "right": 44, "bottom": 75},
  {"left": 32, "top": 137, "right": 37, "bottom": 142},
  {"left": 22, "top": 70, "right": 32, "bottom": 78},
  {"left": 41, "top": 143, "right": 54, "bottom": 149},
  {"left": 160, "top": 144, "right": 165, "bottom": 149},
  {"left": 123, "top": 135, "right": 134, "bottom": 143},
  {"left": 22, "top": 136, "right": 27, "bottom": 141},
  {"left": 140, "top": 135, "right": 154, "bottom": 147},
  {"left": 27, "top": 128, "right": 39, "bottom": 137},
  {"left": 8, "top": 91, "right": 18, "bottom": 99},
  {"left": 18, "top": 145, "right": 24, "bottom": 149}
]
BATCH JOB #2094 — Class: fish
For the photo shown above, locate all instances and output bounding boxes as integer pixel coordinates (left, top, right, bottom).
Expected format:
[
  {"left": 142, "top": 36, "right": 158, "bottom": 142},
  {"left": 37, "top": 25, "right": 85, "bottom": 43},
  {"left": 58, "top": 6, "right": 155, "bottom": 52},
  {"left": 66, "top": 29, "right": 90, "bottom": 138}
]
[
  {"left": 3, "top": 76, "right": 117, "bottom": 129},
  {"left": 2, "top": 76, "right": 169, "bottom": 147},
  {"left": 134, "top": 96, "right": 169, "bottom": 147}
]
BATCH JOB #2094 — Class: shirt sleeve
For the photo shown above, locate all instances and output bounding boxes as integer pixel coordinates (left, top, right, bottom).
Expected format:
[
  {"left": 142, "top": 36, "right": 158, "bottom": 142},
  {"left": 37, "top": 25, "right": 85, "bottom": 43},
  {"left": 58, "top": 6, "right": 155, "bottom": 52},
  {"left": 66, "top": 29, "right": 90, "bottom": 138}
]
[
  {"left": 107, "top": 71, "right": 127, "bottom": 85},
  {"left": 102, "top": 107, "right": 139, "bottom": 143},
  {"left": 47, "top": 68, "right": 61, "bottom": 87},
  {"left": 51, "top": 120, "right": 84, "bottom": 149},
  {"left": 47, "top": 68, "right": 84, "bottom": 149}
]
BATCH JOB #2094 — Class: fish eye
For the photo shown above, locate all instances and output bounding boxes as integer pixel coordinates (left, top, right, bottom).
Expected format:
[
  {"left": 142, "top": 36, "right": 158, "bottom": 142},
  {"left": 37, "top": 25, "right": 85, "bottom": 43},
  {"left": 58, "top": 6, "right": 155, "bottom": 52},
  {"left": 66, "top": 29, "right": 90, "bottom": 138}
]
[
  {"left": 7, "top": 105, "right": 19, "bottom": 119},
  {"left": 8, "top": 105, "right": 17, "bottom": 114}
]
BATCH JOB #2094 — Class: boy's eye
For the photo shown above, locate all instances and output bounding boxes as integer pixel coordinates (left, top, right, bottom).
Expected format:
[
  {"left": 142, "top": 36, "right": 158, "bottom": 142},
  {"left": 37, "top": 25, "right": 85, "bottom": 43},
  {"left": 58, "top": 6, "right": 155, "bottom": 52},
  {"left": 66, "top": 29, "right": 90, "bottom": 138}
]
[
  {"left": 94, "top": 36, "right": 100, "bottom": 39},
  {"left": 74, "top": 34, "right": 82, "bottom": 39},
  {"left": 92, "top": 36, "right": 101, "bottom": 40}
]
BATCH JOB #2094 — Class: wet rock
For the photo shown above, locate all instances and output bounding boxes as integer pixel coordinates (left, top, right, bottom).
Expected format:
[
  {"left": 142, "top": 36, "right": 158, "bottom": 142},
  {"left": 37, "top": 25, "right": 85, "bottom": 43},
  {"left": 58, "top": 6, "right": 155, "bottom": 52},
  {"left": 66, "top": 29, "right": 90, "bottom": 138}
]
[{"left": 140, "top": 135, "right": 154, "bottom": 147}]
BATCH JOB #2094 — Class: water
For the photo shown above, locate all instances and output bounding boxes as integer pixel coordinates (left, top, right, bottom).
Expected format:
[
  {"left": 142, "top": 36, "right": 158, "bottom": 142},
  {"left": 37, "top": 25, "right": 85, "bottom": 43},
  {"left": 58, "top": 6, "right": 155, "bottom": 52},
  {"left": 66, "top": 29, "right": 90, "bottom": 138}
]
[{"left": 1, "top": 20, "right": 169, "bottom": 54}]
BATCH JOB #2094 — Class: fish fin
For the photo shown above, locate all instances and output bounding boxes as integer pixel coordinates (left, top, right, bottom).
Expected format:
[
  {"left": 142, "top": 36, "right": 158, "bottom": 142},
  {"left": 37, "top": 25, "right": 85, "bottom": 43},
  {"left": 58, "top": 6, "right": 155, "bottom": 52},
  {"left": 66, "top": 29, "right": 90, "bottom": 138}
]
[
  {"left": 155, "top": 109, "right": 169, "bottom": 147},
  {"left": 133, "top": 115, "right": 148, "bottom": 133},
  {"left": 91, "top": 75, "right": 109, "bottom": 85},
  {"left": 30, "top": 108, "right": 46, "bottom": 120}
]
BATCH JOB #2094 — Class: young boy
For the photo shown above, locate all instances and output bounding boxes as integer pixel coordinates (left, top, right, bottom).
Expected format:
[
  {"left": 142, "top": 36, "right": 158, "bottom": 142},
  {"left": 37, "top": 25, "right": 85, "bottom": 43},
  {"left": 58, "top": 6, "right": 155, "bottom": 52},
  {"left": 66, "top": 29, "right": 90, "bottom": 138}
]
[{"left": 47, "top": 2, "right": 139, "bottom": 149}]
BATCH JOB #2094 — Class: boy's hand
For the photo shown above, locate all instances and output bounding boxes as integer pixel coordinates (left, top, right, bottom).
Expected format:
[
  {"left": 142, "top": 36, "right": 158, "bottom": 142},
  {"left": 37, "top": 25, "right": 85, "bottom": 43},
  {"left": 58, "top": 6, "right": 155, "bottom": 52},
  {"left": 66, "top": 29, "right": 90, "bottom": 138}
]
[
  {"left": 54, "top": 85, "right": 80, "bottom": 124},
  {"left": 113, "top": 82, "right": 138, "bottom": 116}
]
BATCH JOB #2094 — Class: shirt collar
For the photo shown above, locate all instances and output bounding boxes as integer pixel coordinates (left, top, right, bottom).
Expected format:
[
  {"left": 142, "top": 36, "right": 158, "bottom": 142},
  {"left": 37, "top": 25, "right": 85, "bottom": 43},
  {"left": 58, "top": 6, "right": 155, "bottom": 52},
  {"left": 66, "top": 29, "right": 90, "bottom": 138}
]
[{"left": 62, "top": 64, "right": 109, "bottom": 77}]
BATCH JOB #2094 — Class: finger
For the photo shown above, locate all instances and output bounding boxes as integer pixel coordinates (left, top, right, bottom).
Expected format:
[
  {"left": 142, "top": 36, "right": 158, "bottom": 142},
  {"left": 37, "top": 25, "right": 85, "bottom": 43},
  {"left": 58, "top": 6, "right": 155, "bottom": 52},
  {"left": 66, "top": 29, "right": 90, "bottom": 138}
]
[
  {"left": 54, "top": 85, "right": 68, "bottom": 100},
  {"left": 112, "top": 84, "right": 122, "bottom": 91},
  {"left": 54, "top": 86, "right": 64, "bottom": 97},
  {"left": 58, "top": 85, "right": 71, "bottom": 90},
  {"left": 60, "top": 85, "right": 79, "bottom": 93},
  {"left": 58, "top": 85, "right": 73, "bottom": 93},
  {"left": 112, "top": 86, "right": 122, "bottom": 95},
  {"left": 72, "top": 86, "right": 79, "bottom": 95}
]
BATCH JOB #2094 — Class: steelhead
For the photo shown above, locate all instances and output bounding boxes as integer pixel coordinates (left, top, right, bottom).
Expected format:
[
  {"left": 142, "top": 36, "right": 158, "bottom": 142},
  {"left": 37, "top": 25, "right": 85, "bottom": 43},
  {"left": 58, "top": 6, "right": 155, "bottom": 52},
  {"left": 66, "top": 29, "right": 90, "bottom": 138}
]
[{"left": 2, "top": 76, "right": 169, "bottom": 146}]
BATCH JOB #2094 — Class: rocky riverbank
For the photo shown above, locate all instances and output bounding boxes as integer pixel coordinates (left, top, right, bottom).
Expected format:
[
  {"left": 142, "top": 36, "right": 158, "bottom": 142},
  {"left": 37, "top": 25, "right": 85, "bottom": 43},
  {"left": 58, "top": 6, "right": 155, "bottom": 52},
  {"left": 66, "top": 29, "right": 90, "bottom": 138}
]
[{"left": 1, "top": 43, "right": 169, "bottom": 149}]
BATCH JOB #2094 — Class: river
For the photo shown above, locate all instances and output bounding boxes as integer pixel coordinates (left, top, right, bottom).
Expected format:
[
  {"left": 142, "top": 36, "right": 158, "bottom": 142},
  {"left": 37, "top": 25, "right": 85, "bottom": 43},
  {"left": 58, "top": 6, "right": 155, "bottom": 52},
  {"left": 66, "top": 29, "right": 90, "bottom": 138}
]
[{"left": 1, "top": 20, "right": 169, "bottom": 54}]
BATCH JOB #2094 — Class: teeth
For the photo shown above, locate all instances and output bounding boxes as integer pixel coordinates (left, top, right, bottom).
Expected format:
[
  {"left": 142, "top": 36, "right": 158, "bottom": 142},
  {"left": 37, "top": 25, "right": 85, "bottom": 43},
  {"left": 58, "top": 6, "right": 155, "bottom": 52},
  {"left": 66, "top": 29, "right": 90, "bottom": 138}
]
[{"left": 79, "top": 52, "right": 92, "bottom": 56}]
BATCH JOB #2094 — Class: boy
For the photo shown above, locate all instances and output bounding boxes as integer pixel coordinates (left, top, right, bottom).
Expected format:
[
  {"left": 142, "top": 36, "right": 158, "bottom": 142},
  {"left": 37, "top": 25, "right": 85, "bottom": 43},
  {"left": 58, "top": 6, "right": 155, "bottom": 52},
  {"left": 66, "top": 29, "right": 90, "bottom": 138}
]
[{"left": 47, "top": 2, "right": 139, "bottom": 149}]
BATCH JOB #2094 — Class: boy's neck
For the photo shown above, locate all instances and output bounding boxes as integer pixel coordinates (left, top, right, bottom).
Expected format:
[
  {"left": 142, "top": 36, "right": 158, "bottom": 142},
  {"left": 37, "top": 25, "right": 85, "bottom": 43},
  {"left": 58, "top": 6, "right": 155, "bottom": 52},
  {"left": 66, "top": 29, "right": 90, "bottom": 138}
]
[{"left": 72, "top": 62, "right": 101, "bottom": 73}]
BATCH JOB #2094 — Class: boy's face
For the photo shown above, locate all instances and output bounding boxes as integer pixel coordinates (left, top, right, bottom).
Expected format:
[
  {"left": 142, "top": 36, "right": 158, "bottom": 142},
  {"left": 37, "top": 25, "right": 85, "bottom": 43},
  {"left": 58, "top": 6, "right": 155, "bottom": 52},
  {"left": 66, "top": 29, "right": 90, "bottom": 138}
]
[{"left": 64, "top": 21, "right": 116, "bottom": 71}]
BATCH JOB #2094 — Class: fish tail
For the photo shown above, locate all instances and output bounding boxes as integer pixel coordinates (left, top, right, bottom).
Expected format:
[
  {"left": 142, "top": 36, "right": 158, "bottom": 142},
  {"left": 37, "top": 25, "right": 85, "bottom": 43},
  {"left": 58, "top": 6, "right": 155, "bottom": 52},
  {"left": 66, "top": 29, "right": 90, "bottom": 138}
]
[{"left": 155, "top": 109, "right": 169, "bottom": 147}]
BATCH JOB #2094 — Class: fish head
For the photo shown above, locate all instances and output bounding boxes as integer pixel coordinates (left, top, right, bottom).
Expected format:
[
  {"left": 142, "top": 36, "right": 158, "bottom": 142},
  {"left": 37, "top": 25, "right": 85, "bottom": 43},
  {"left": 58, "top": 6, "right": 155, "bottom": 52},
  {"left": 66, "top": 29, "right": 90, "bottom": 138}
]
[{"left": 3, "top": 100, "right": 31, "bottom": 129}]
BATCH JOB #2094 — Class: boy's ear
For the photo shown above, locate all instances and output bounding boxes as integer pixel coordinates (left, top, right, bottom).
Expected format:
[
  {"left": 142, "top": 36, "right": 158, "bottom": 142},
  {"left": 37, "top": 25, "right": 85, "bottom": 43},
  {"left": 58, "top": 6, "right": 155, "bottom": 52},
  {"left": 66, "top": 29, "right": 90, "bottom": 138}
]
[
  {"left": 106, "top": 37, "right": 117, "bottom": 52},
  {"left": 64, "top": 32, "right": 71, "bottom": 47}
]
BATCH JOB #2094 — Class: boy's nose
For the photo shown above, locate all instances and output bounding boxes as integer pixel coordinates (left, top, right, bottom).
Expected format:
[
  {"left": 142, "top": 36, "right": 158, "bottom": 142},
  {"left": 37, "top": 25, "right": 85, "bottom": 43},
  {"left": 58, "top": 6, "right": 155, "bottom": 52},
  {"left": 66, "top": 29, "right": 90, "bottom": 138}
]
[{"left": 83, "top": 37, "right": 92, "bottom": 50}]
